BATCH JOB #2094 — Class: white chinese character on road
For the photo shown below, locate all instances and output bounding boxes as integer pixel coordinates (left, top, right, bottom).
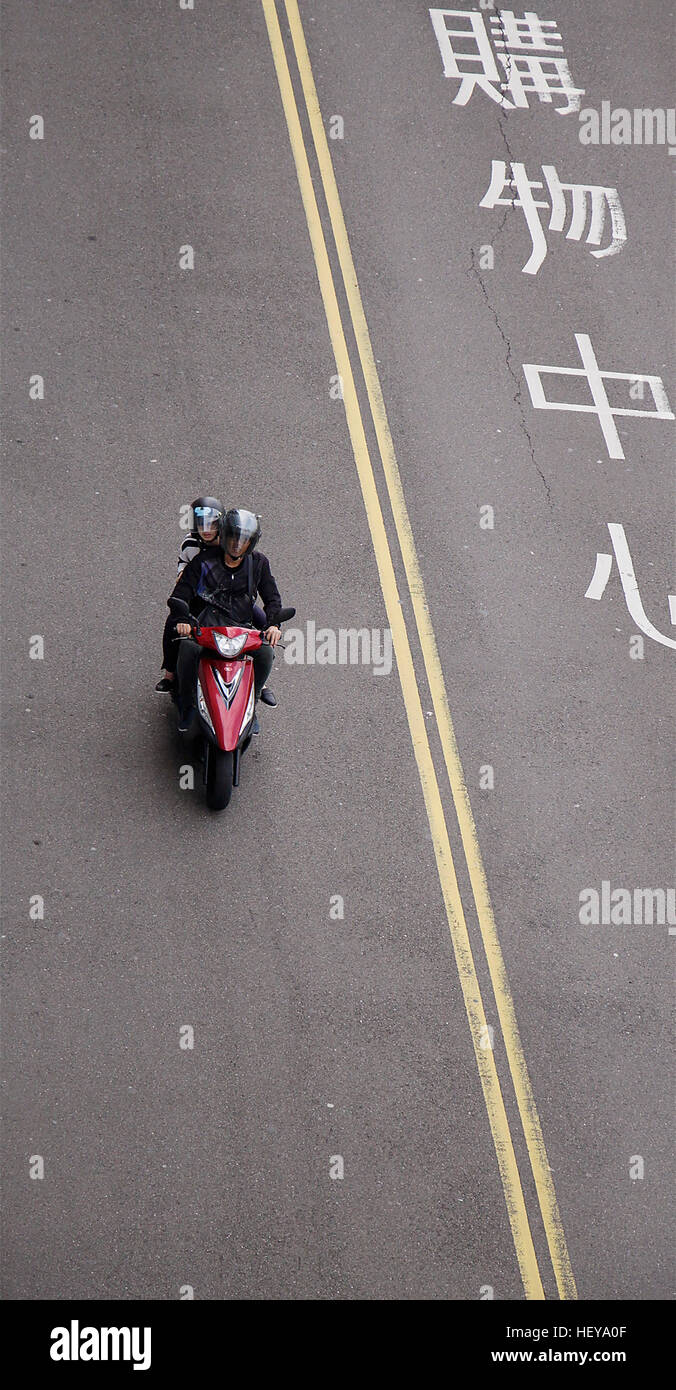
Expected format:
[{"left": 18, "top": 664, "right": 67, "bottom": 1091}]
[
  {"left": 429, "top": 8, "right": 584, "bottom": 112},
  {"left": 586, "top": 523, "right": 676, "bottom": 651},
  {"left": 480, "top": 161, "right": 626, "bottom": 273},
  {"left": 523, "top": 333, "right": 674, "bottom": 458},
  {"left": 489, "top": 8, "right": 562, "bottom": 49}
]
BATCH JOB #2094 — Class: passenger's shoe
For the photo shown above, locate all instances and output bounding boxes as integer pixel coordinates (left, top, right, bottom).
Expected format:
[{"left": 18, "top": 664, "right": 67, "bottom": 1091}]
[
  {"left": 260, "top": 686, "right": 277, "bottom": 707},
  {"left": 155, "top": 676, "right": 175, "bottom": 693}
]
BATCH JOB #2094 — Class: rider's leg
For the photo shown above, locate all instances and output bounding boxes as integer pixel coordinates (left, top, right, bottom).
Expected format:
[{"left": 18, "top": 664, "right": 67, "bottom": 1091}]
[
  {"left": 252, "top": 642, "right": 274, "bottom": 699},
  {"left": 175, "top": 637, "right": 202, "bottom": 726},
  {"left": 252, "top": 605, "right": 276, "bottom": 701},
  {"left": 156, "top": 615, "right": 179, "bottom": 691}
]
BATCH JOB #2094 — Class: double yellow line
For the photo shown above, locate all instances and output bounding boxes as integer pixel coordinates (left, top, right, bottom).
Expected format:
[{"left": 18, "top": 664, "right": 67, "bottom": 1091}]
[{"left": 262, "top": 0, "right": 576, "bottom": 1300}]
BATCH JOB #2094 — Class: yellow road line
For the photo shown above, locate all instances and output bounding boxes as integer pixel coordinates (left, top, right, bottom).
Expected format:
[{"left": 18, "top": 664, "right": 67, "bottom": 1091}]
[
  {"left": 262, "top": 0, "right": 544, "bottom": 1299},
  {"left": 284, "top": 0, "right": 577, "bottom": 1300}
]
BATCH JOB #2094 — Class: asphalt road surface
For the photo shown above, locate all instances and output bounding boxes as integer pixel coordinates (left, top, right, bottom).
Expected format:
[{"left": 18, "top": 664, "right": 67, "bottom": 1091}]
[{"left": 2, "top": 0, "right": 674, "bottom": 1301}]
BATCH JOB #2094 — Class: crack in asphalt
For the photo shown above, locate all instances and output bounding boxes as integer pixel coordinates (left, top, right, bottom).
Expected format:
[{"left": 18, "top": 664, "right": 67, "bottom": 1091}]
[{"left": 469, "top": 245, "right": 552, "bottom": 509}]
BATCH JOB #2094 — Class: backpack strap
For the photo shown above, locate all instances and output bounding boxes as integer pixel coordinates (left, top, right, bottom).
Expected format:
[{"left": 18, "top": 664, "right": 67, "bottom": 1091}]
[{"left": 245, "top": 552, "right": 255, "bottom": 604}]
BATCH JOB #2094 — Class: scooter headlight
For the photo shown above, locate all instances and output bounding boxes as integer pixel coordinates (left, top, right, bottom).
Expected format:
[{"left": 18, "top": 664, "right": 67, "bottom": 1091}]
[
  {"left": 214, "top": 631, "right": 247, "bottom": 658},
  {"left": 196, "top": 678, "right": 215, "bottom": 733}
]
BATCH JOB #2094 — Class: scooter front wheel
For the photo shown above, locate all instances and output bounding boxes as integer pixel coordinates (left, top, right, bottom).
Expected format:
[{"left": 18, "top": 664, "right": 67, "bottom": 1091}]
[{"left": 206, "top": 747, "right": 233, "bottom": 811}]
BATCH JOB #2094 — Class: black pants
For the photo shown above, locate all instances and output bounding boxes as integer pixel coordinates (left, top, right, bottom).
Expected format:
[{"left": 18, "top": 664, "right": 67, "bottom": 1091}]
[
  {"left": 161, "top": 604, "right": 267, "bottom": 672},
  {"left": 176, "top": 638, "right": 274, "bottom": 716},
  {"left": 162, "top": 615, "right": 180, "bottom": 673}
]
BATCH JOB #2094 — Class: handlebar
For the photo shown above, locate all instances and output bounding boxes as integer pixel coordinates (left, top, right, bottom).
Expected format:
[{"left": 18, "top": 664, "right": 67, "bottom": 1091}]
[{"left": 170, "top": 594, "right": 296, "bottom": 624}]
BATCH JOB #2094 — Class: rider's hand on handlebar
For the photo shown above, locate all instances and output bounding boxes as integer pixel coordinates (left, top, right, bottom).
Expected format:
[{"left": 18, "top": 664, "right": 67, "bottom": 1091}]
[
  {"left": 176, "top": 622, "right": 192, "bottom": 637},
  {"left": 265, "top": 626, "right": 282, "bottom": 647}
]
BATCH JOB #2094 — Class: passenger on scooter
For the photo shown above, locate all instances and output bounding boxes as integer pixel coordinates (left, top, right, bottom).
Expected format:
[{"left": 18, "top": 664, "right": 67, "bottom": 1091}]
[
  {"left": 155, "top": 496, "right": 268, "bottom": 693},
  {"left": 172, "top": 508, "right": 283, "bottom": 733}
]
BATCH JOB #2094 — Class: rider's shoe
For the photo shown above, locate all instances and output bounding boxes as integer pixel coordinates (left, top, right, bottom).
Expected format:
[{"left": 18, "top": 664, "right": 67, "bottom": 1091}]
[
  {"left": 155, "top": 676, "right": 175, "bottom": 693},
  {"left": 260, "top": 686, "right": 277, "bottom": 707},
  {"left": 177, "top": 705, "right": 196, "bottom": 734}
]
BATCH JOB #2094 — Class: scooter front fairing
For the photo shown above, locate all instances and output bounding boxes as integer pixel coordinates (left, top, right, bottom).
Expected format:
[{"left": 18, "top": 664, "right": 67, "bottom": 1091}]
[{"left": 195, "top": 625, "right": 262, "bottom": 753}]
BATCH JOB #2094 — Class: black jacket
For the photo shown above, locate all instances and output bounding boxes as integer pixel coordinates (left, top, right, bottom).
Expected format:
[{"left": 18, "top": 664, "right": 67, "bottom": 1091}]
[{"left": 171, "top": 548, "right": 282, "bottom": 629}]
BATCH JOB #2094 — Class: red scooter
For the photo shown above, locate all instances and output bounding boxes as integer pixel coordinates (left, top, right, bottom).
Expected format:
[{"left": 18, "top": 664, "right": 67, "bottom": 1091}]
[{"left": 168, "top": 597, "right": 295, "bottom": 810}]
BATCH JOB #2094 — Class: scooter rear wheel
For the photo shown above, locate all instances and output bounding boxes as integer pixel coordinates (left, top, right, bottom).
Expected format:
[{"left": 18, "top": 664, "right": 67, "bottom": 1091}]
[{"left": 206, "top": 748, "right": 233, "bottom": 811}]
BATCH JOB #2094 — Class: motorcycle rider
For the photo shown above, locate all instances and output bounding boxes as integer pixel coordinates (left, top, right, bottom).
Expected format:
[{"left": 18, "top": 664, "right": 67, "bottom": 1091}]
[
  {"left": 156, "top": 496, "right": 268, "bottom": 693},
  {"left": 171, "top": 507, "right": 282, "bottom": 733}
]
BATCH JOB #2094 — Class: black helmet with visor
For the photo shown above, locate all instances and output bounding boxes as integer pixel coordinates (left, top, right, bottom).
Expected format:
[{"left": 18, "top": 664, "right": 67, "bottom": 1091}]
[
  {"left": 220, "top": 508, "right": 261, "bottom": 560},
  {"left": 190, "top": 496, "right": 224, "bottom": 544}
]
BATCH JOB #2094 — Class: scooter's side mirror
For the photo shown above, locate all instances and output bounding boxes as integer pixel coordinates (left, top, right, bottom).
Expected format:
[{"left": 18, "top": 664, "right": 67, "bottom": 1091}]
[
  {"left": 168, "top": 597, "right": 191, "bottom": 618},
  {"left": 278, "top": 606, "right": 296, "bottom": 623}
]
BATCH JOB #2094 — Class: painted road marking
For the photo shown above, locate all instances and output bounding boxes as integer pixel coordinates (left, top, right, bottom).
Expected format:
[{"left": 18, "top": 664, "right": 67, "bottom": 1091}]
[
  {"left": 480, "top": 161, "right": 626, "bottom": 274},
  {"left": 585, "top": 552, "right": 614, "bottom": 601},
  {"left": 586, "top": 523, "right": 676, "bottom": 651},
  {"left": 429, "top": 8, "right": 584, "bottom": 114},
  {"left": 524, "top": 332, "right": 674, "bottom": 460},
  {"left": 263, "top": 0, "right": 569, "bottom": 1299},
  {"left": 282, "top": 0, "right": 577, "bottom": 1301}
]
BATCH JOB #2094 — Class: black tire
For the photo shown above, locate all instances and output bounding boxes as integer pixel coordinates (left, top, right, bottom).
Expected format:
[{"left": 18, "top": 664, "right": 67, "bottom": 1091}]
[{"left": 206, "top": 747, "right": 233, "bottom": 811}]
